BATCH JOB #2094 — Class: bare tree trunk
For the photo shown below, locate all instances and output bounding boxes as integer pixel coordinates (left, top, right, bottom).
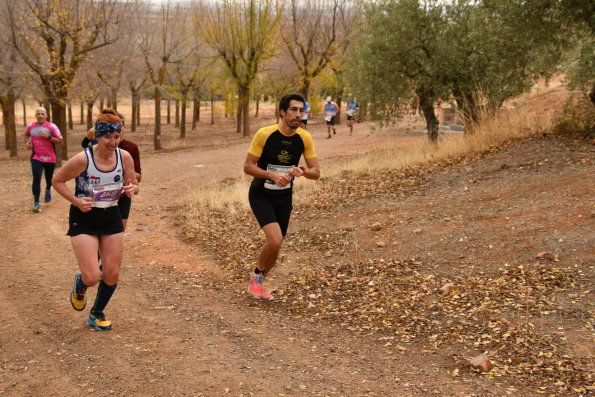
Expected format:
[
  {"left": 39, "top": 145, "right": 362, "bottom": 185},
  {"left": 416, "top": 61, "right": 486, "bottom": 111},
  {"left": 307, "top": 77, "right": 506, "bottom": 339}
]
[
  {"left": 154, "top": 86, "right": 162, "bottom": 150},
  {"left": 301, "top": 78, "right": 311, "bottom": 101},
  {"left": 210, "top": 93, "right": 215, "bottom": 125},
  {"left": 1, "top": 92, "right": 17, "bottom": 157},
  {"left": 241, "top": 86, "right": 250, "bottom": 137},
  {"left": 192, "top": 95, "right": 199, "bottom": 130},
  {"left": 175, "top": 100, "right": 180, "bottom": 128},
  {"left": 86, "top": 100, "right": 94, "bottom": 131},
  {"left": 136, "top": 101, "right": 140, "bottom": 126},
  {"left": 236, "top": 100, "right": 242, "bottom": 134},
  {"left": 80, "top": 101, "right": 84, "bottom": 124},
  {"left": 43, "top": 100, "right": 51, "bottom": 120},
  {"left": 167, "top": 99, "right": 171, "bottom": 124},
  {"left": 22, "top": 99, "right": 27, "bottom": 126},
  {"left": 68, "top": 102, "right": 73, "bottom": 130},
  {"left": 49, "top": 100, "right": 66, "bottom": 164},
  {"left": 255, "top": 97, "right": 259, "bottom": 117},
  {"left": 131, "top": 90, "right": 137, "bottom": 132},
  {"left": 180, "top": 95, "right": 187, "bottom": 139},
  {"left": 99, "top": 96, "right": 104, "bottom": 112},
  {"left": 336, "top": 91, "right": 343, "bottom": 126},
  {"left": 111, "top": 88, "right": 118, "bottom": 111}
]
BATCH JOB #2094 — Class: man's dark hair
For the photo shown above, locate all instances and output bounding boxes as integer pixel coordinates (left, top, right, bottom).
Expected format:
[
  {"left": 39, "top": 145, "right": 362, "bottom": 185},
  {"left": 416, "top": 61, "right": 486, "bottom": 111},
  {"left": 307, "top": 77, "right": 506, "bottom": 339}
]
[{"left": 279, "top": 93, "right": 305, "bottom": 112}]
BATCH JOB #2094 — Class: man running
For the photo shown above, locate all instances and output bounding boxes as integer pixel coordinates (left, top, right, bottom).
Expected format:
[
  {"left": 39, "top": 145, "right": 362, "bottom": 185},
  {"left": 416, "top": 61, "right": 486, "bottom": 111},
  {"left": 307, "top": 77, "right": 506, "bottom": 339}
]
[
  {"left": 324, "top": 96, "right": 339, "bottom": 138},
  {"left": 346, "top": 99, "right": 359, "bottom": 136},
  {"left": 24, "top": 107, "right": 63, "bottom": 213},
  {"left": 244, "top": 93, "right": 320, "bottom": 300},
  {"left": 300, "top": 99, "right": 310, "bottom": 128}
]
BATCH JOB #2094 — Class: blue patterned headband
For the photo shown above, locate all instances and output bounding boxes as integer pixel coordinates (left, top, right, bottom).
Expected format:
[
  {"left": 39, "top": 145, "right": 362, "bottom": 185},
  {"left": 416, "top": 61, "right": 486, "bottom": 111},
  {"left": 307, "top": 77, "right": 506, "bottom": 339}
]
[{"left": 95, "top": 121, "right": 122, "bottom": 138}]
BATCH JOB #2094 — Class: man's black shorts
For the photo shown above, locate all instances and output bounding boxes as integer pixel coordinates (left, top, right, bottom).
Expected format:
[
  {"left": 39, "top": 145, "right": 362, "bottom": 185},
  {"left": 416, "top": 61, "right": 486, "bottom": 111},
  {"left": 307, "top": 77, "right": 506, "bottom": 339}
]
[{"left": 249, "top": 186, "right": 293, "bottom": 236}]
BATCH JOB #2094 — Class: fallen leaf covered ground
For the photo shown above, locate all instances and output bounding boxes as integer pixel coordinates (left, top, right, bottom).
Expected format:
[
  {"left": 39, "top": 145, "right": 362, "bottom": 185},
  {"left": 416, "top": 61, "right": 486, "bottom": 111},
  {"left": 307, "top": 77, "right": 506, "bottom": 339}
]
[{"left": 176, "top": 131, "right": 594, "bottom": 396}]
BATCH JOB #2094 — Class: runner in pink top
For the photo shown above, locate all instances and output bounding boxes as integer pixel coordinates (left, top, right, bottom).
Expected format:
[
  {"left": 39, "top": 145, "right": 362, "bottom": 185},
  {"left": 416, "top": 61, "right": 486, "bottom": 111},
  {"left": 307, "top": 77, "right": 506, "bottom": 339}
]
[{"left": 24, "top": 107, "right": 63, "bottom": 213}]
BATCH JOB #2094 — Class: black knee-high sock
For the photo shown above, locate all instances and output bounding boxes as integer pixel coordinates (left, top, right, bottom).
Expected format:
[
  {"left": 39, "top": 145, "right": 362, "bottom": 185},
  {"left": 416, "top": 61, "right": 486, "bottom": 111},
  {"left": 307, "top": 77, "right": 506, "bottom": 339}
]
[
  {"left": 76, "top": 275, "right": 88, "bottom": 292},
  {"left": 91, "top": 280, "right": 117, "bottom": 314}
]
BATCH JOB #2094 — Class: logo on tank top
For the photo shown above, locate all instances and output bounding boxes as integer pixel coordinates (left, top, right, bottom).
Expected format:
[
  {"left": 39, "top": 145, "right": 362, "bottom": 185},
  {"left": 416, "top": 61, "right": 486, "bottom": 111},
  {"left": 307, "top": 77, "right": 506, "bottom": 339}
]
[
  {"left": 114, "top": 175, "right": 122, "bottom": 183},
  {"left": 89, "top": 175, "right": 101, "bottom": 185}
]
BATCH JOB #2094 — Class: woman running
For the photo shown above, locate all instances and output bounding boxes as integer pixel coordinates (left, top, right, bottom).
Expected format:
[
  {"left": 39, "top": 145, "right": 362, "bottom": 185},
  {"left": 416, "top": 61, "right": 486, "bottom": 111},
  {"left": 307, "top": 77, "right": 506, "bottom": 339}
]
[{"left": 52, "top": 113, "right": 139, "bottom": 331}]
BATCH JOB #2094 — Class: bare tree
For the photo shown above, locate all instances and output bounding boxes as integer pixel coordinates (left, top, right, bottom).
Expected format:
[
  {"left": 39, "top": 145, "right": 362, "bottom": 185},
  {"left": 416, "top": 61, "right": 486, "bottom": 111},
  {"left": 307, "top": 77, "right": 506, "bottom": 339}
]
[
  {"left": 137, "top": 1, "right": 194, "bottom": 150},
  {"left": 204, "top": 0, "right": 281, "bottom": 136},
  {"left": 5, "top": 0, "right": 130, "bottom": 159},
  {"left": 281, "top": 0, "right": 353, "bottom": 99},
  {"left": 0, "top": 47, "right": 19, "bottom": 157}
]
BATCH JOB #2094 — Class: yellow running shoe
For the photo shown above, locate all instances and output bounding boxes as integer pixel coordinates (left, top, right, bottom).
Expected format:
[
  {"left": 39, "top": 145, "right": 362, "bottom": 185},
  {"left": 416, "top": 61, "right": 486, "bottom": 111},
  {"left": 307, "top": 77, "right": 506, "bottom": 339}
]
[
  {"left": 87, "top": 312, "right": 112, "bottom": 331},
  {"left": 70, "top": 272, "right": 87, "bottom": 311}
]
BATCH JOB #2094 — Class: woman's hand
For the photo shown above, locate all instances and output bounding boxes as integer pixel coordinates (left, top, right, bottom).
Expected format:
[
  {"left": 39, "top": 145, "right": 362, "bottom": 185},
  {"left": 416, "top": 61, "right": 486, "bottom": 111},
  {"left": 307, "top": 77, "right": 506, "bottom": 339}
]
[
  {"left": 75, "top": 196, "right": 93, "bottom": 213},
  {"left": 123, "top": 180, "right": 137, "bottom": 197}
]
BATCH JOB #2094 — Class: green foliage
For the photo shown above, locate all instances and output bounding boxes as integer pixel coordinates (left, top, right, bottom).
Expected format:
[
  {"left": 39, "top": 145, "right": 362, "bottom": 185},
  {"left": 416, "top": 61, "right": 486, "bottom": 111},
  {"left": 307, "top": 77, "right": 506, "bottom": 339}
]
[
  {"left": 347, "top": 0, "right": 448, "bottom": 126},
  {"left": 554, "top": 94, "right": 595, "bottom": 138},
  {"left": 348, "top": 0, "right": 590, "bottom": 132}
]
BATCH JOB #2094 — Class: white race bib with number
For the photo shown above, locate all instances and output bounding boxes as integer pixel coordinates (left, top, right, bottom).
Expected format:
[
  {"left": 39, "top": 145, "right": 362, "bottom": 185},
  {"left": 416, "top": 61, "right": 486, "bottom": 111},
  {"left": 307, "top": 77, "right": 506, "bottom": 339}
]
[
  {"left": 92, "top": 182, "right": 123, "bottom": 208},
  {"left": 264, "top": 164, "right": 292, "bottom": 190}
]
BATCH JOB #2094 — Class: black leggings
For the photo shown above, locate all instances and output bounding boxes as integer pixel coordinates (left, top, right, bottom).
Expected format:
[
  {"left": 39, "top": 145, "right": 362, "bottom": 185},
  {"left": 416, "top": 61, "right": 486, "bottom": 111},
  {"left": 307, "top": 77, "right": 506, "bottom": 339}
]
[{"left": 31, "top": 158, "right": 55, "bottom": 202}]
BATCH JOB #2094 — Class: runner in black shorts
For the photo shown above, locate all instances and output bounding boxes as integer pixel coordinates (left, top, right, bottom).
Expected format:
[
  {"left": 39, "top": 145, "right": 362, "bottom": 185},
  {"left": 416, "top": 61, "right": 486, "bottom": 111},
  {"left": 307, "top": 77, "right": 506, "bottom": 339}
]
[
  {"left": 82, "top": 108, "right": 142, "bottom": 230},
  {"left": 243, "top": 93, "right": 320, "bottom": 300},
  {"left": 52, "top": 112, "right": 139, "bottom": 331}
]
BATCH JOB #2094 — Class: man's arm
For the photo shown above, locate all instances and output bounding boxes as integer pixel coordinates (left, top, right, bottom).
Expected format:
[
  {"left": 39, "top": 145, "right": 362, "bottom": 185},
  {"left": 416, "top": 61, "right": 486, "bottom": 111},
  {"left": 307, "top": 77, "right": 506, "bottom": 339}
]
[
  {"left": 243, "top": 153, "right": 292, "bottom": 187},
  {"left": 302, "top": 157, "right": 320, "bottom": 180}
]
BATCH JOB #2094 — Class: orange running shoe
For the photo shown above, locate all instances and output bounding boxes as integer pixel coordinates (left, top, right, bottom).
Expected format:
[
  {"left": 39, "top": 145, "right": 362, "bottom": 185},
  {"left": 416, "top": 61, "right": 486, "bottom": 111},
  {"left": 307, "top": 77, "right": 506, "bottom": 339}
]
[
  {"left": 248, "top": 272, "right": 264, "bottom": 299},
  {"left": 248, "top": 272, "right": 273, "bottom": 300}
]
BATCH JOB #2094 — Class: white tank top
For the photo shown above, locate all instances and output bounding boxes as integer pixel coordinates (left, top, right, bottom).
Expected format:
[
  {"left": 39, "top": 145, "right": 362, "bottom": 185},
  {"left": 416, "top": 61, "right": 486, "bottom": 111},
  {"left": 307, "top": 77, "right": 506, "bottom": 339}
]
[{"left": 75, "top": 147, "right": 124, "bottom": 208}]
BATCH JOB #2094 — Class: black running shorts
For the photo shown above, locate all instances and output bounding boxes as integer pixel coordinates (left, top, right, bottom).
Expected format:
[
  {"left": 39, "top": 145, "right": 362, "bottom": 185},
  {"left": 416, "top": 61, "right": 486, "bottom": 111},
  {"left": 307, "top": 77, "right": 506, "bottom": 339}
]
[
  {"left": 248, "top": 186, "right": 293, "bottom": 236},
  {"left": 67, "top": 205, "right": 123, "bottom": 236}
]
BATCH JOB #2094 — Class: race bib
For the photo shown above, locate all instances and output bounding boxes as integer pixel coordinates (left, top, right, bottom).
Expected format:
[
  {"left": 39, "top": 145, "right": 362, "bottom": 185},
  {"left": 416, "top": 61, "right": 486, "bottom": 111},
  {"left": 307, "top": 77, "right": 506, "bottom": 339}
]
[
  {"left": 264, "top": 164, "right": 292, "bottom": 190},
  {"left": 92, "top": 182, "right": 123, "bottom": 208}
]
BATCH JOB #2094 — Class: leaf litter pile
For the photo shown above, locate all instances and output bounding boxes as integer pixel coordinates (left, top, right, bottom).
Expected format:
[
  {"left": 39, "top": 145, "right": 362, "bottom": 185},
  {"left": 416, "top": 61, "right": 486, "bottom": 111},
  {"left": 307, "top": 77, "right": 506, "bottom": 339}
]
[{"left": 175, "top": 134, "right": 594, "bottom": 395}]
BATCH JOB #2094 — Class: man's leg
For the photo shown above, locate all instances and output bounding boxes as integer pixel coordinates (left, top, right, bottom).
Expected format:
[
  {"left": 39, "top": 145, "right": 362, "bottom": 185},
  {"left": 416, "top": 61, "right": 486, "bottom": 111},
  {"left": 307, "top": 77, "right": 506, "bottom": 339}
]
[
  {"left": 43, "top": 162, "right": 55, "bottom": 203},
  {"left": 259, "top": 222, "right": 284, "bottom": 277},
  {"left": 30, "top": 159, "right": 43, "bottom": 211}
]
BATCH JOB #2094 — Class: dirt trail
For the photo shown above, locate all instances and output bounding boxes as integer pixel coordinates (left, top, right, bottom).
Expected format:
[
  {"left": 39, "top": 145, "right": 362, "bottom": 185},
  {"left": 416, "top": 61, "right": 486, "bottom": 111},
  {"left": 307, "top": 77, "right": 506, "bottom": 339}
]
[{"left": 0, "top": 121, "right": 497, "bottom": 397}]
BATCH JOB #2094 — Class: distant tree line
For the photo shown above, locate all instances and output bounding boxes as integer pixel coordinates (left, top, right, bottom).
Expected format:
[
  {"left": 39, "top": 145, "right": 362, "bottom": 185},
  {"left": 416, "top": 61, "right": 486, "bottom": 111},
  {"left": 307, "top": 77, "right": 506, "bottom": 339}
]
[{"left": 0, "top": 0, "right": 591, "bottom": 159}]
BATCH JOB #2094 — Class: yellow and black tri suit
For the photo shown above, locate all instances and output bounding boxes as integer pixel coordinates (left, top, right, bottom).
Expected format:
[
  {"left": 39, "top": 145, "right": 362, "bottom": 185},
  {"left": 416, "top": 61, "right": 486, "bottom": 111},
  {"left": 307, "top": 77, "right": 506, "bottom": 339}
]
[{"left": 247, "top": 124, "right": 316, "bottom": 235}]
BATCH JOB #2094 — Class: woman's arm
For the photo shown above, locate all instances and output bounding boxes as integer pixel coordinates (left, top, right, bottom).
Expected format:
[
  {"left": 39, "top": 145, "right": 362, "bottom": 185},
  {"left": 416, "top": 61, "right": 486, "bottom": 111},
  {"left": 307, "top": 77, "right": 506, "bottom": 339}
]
[
  {"left": 52, "top": 152, "right": 93, "bottom": 212},
  {"left": 121, "top": 151, "right": 139, "bottom": 197}
]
